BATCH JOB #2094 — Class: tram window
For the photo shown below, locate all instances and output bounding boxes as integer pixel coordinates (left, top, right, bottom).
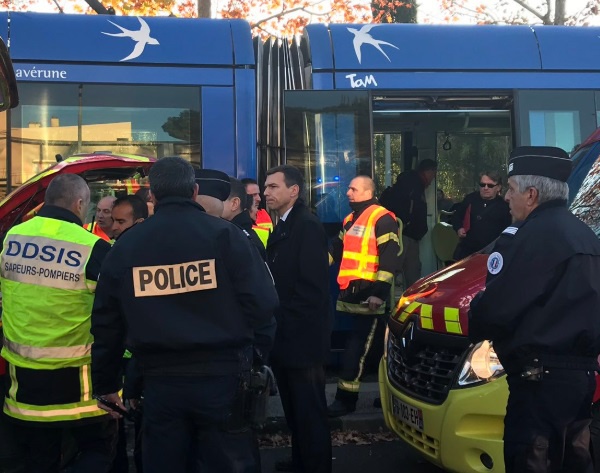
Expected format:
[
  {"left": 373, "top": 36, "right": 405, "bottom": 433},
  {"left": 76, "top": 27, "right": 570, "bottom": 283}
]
[
  {"left": 529, "top": 111, "right": 580, "bottom": 153},
  {"left": 8, "top": 83, "right": 201, "bottom": 189},
  {"left": 516, "top": 90, "right": 596, "bottom": 153},
  {"left": 284, "top": 90, "right": 371, "bottom": 223}
]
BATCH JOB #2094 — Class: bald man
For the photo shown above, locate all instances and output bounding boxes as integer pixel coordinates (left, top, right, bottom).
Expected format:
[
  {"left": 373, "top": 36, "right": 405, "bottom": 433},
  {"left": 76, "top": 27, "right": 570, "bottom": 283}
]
[
  {"left": 85, "top": 196, "right": 116, "bottom": 241},
  {"left": 328, "top": 175, "right": 400, "bottom": 417}
]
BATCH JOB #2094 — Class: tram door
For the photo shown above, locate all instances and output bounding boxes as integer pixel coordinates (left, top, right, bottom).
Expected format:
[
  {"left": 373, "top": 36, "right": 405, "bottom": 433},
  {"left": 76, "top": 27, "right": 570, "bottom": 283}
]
[{"left": 372, "top": 102, "right": 513, "bottom": 276}]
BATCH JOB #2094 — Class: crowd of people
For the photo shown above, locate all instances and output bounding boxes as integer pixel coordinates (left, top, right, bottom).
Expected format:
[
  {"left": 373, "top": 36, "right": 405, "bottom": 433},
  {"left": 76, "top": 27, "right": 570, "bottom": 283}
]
[{"left": 0, "top": 146, "right": 599, "bottom": 473}]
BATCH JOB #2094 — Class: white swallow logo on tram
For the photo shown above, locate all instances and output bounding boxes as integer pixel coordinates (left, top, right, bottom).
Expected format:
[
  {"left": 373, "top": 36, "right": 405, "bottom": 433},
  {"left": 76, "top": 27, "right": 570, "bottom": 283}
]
[
  {"left": 102, "top": 17, "right": 159, "bottom": 62},
  {"left": 347, "top": 25, "right": 399, "bottom": 64}
]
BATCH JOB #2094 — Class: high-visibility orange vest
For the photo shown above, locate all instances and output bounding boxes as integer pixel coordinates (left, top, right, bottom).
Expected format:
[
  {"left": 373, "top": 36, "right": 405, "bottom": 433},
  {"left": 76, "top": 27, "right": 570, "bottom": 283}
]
[
  {"left": 124, "top": 179, "right": 141, "bottom": 195},
  {"left": 337, "top": 204, "right": 395, "bottom": 290},
  {"left": 253, "top": 209, "right": 273, "bottom": 247},
  {"left": 84, "top": 222, "right": 112, "bottom": 242}
]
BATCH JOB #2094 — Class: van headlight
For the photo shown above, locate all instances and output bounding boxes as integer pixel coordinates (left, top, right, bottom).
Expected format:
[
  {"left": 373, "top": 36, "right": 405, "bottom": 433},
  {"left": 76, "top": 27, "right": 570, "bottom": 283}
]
[{"left": 456, "top": 340, "right": 505, "bottom": 386}]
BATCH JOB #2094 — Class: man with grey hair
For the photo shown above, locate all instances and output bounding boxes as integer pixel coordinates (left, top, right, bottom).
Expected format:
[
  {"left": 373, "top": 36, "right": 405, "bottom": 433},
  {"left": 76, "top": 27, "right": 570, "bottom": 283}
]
[
  {"left": 0, "top": 173, "right": 115, "bottom": 471},
  {"left": 469, "top": 146, "right": 600, "bottom": 472},
  {"left": 91, "top": 157, "right": 278, "bottom": 473}
]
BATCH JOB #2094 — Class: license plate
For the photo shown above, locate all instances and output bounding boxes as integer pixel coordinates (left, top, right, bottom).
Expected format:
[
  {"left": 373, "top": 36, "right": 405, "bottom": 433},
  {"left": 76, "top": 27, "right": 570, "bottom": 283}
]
[{"left": 392, "top": 397, "right": 424, "bottom": 432}]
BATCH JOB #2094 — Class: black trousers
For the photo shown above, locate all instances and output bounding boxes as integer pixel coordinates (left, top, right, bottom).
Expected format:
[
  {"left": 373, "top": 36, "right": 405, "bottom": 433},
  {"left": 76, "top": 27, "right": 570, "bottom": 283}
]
[
  {"left": 271, "top": 364, "right": 331, "bottom": 473},
  {"left": 0, "top": 374, "right": 25, "bottom": 473},
  {"left": 108, "top": 419, "right": 129, "bottom": 473},
  {"left": 10, "top": 417, "right": 117, "bottom": 473},
  {"left": 142, "top": 374, "right": 258, "bottom": 473},
  {"left": 335, "top": 315, "right": 381, "bottom": 404},
  {"left": 504, "top": 369, "right": 595, "bottom": 473}
]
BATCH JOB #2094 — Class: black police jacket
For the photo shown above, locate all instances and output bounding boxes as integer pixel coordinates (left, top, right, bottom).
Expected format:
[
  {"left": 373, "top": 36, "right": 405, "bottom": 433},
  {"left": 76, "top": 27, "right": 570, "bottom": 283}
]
[
  {"left": 231, "top": 210, "right": 266, "bottom": 260},
  {"left": 91, "top": 197, "right": 279, "bottom": 395},
  {"left": 469, "top": 200, "right": 600, "bottom": 372},
  {"left": 266, "top": 202, "right": 332, "bottom": 367}
]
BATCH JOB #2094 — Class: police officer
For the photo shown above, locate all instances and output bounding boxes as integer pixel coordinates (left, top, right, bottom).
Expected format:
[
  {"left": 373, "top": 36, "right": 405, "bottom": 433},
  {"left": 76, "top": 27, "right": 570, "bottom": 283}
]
[
  {"left": 469, "top": 146, "right": 600, "bottom": 473},
  {"left": 223, "top": 177, "right": 266, "bottom": 260},
  {"left": 91, "top": 157, "right": 279, "bottom": 473},
  {"left": 0, "top": 174, "right": 115, "bottom": 472},
  {"left": 327, "top": 175, "right": 400, "bottom": 417},
  {"left": 195, "top": 169, "right": 231, "bottom": 217}
]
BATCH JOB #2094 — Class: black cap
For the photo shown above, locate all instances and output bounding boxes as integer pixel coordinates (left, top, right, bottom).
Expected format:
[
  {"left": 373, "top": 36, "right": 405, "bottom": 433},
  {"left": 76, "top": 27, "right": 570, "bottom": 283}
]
[
  {"left": 195, "top": 169, "right": 231, "bottom": 201},
  {"left": 508, "top": 146, "right": 571, "bottom": 183}
]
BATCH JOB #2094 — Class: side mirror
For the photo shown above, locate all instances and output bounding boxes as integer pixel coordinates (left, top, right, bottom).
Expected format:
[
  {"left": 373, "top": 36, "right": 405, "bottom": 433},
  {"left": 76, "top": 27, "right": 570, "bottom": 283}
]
[{"left": 0, "top": 36, "right": 19, "bottom": 112}]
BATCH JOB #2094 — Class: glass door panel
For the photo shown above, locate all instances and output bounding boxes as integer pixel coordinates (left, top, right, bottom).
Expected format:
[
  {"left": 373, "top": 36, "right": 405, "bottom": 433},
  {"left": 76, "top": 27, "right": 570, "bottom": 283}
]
[{"left": 284, "top": 90, "right": 371, "bottom": 224}]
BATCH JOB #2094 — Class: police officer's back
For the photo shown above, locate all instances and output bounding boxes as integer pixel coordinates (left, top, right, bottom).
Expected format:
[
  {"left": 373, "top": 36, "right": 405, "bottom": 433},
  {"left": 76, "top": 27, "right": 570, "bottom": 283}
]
[{"left": 91, "top": 157, "right": 279, "bottom": 473}]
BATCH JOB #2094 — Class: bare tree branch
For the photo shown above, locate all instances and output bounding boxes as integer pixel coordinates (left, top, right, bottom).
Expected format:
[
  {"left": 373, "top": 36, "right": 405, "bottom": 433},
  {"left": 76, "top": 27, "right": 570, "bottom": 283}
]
[
  {"left": 252, "top": 5, "right": 307, "bottom": 27},
  {"left": 510, "top": 0, "right": 545, "bottom": 21},
  {"left": 251, "top": 0, "right": 330, "bottom": 28},
  {"left": 458, "top": 3, "right": 501, "bottom": 23}
]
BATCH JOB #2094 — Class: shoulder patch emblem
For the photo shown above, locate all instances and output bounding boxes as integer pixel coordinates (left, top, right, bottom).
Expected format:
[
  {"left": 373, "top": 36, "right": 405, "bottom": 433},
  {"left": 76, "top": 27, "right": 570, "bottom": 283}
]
[
  {"left": 487, "top": 252, "right": 504, "bottom": 275},
  {"left": 502, "top": 226, "right": 518, "bottom": 235}
]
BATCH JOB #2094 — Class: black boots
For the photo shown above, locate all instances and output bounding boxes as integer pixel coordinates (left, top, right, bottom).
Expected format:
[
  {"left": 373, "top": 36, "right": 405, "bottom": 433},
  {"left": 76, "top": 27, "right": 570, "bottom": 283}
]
[{"left": 327, "top": 399, "right": 356, "bottom": 418}]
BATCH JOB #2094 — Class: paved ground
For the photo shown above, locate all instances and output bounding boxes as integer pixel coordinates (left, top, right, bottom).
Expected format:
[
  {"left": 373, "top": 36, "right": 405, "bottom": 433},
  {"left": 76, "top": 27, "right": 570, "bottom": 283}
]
[
  {"left": 259, "top": 378, "right": 446, "bottom": 472},
  {"left": 260, "top": 438, "right": 445, "bottom": 472},
  {"left": 263, "top": 378, "right": 384, "bottom": 433}
]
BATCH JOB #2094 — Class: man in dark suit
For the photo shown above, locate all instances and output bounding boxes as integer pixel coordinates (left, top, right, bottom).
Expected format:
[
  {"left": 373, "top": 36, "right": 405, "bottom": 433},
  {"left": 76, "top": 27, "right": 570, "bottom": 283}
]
[{"left": 264, "top": 165, "right": 332, "bottom": 473}]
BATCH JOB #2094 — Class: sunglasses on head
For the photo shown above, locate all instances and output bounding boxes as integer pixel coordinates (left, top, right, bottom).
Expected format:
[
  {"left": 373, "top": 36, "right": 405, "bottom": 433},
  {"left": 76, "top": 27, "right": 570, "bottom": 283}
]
[{"left": 479, "top": 182, "right": 497, "bottom": 188}]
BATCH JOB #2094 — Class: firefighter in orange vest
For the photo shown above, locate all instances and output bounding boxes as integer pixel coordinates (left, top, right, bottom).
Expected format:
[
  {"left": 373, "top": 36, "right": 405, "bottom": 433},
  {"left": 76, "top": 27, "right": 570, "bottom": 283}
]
[
  {"left": 327, "top": 175, "right": 401, "bottom": 418},
  {"left": 84, "top": 196, "right": 115, "bottom": 241},
  {"left": 241, "top": 178, "right": 273, "bottom": 247}
]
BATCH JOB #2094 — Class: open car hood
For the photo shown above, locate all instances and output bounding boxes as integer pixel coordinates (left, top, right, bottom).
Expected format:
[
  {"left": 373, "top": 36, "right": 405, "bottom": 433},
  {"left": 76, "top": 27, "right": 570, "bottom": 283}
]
[
  {"left": 391, "top": 253, "right": 488, "bottom": 337},
  {"left": 0, "top": 153, "right": 155, "bottom": 237}
]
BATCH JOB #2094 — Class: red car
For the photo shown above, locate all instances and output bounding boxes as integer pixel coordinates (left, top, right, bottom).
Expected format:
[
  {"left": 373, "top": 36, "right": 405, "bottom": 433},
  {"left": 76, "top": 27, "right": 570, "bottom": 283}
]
[{"left": 0, "top": 153, "right": 155, "bottom": 238}]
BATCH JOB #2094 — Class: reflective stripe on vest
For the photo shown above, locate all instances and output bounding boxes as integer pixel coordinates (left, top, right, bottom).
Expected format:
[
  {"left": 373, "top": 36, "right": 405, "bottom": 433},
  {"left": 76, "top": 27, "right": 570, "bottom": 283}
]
[
  {"left": 253, "top": 225, "right": 270, "bottom": 248},
  {"left": 255, "top": 209, "right": 273, "bottom": 231},
  {"left": 3, "top": 338, "right": 91, "bottom": 360},
  {"left": 124, "top": 179, "right": 141, "bottom": 195},
  {"left": 337, "top": 205, "right": 394, "bottom": 290},
  {"left": 3, "top": 363, "right": 107, "bottom": 423}
]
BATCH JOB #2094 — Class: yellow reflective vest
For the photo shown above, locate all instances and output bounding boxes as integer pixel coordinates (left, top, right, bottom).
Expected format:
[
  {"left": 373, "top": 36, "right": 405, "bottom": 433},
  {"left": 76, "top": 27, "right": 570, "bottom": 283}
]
[{"left": 0, "top": 216, "right": 107, "bottom": 423}]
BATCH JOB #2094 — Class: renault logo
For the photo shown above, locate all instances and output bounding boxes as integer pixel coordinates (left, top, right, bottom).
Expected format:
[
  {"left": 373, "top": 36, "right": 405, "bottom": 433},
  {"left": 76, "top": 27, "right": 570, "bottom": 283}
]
[{"left": 399, "top": 321, "right": 417, "bottom": 362}]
